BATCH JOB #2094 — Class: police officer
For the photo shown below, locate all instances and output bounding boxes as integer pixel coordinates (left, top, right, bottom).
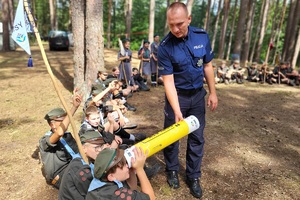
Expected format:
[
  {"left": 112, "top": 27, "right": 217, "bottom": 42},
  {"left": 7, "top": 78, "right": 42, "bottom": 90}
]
[{"left": 158, "top": 2, "right": 218, "bottom": 199}]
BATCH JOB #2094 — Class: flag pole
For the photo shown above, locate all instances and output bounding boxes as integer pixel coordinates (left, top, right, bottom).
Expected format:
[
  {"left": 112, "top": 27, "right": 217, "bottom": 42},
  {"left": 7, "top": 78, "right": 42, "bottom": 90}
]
[{"left": 23, "top": 0, "right": 88, "bottom": 163}]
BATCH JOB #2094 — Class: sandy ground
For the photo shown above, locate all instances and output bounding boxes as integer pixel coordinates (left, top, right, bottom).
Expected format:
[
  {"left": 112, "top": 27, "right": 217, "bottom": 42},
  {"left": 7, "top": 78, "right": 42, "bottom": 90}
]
[{"left": 0, "top": 45, "right": 299, "bottom": 200}]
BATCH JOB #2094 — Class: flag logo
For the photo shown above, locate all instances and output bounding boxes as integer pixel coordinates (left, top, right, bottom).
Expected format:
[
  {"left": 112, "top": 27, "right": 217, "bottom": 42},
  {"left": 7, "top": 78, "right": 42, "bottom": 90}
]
[{"left": 16, "top": 33, "right": 27, "bottom": 43}]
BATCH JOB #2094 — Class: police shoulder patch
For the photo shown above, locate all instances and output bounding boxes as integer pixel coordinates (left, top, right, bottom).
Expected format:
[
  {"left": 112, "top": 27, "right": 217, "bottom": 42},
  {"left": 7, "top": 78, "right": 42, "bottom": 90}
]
[
  {"left": 193, "top": 27, "right": 207, "bottom": 34},
  {"left": 160, "top": 33, "right": 173, "bottom": 46}
]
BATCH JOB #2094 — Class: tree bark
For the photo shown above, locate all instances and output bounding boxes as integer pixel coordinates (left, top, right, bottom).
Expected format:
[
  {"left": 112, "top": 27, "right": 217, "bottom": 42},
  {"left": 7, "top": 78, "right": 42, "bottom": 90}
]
[
  {"left": 164, "top": 0, "right": 171, "bottom": 35},
  {"left": 49, "top": 0, "right": 57, "bottom": 30},
  {"left": 217, "top": 0, "right": 230, "bottom": 59},
  {"left": 71, "top": 0, "right": 85, "bottom": 91},
  {"left": 86, "top": 0, "right": 104, "bottom": 96},
  {"left": 124, "top": 0, "right": 132, "bottom": 38},
  {"left": 241, "top": 0, "right": 255, "bottom": 66},
  {"left": 148, "top": 0, "right": 155, "bottom": 42},
  {"left": 186, "top": 0, "right": 194, "bottom": 16},
  {"left": 226, "top": 0, "right": 237, "bottom": 61},
  {"left": 284, "top": 0, "right": 300, "bottom": 62},
  {"left": 8, "top": 0, "right": 14, "bottom": 29},
  {"left": 254, "top": 0, "right": 270, "bottom": 62},
  {"left": 264, "top": 0, "right": 280, "bottom": 64},
  {"left": 232, "top": 0, "right": 248, "bottom": 59},
  {"left": 203, "top": 0, "right": 211, "bottom": 31},
  {"left": 107, "top": 0, "right": 112, "bottom": 48},
  {"left": 249, "top": 0, "right": 265, "bottom": 63},
  {"left": 291, "top": 27, "right": 300, "bottom": 68},
  {"left": 211, "top": 0, "right": 222, "bottom": 51},
  {"left": 1, "top": 0, "right": 10, "bottom": 51},
  {"left": 273, "top": 0, "right": 287, "bottom": 64}
]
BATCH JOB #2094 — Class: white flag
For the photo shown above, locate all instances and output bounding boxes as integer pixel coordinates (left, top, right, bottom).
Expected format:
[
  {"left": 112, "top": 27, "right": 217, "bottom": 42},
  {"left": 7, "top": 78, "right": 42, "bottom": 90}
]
[{"left": 11, "top": 0, "right": 31, "bottom": 55}]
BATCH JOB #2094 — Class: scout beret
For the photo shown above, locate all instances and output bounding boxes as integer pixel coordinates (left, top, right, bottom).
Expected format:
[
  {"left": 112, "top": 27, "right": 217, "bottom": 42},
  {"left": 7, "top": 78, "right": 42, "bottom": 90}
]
[
  {"left": 154, "top": 34, "right": 159, "bottom": 38},
  {"left": 80, "top": 130, "right": 105, "bottom": 145},
  {"left": 252, "top": 62, "right": 258, "bottom": 65},
  {"left": 103, "top": 78, "right": 117, "bottom": 87},
  {"left": 94, "top": 148, "right": 124, "bottom": 179},
  {"left": 44, "top": 108, "right": 67, "bottom": 121},
  {"left": 91, "top": 84, "right": 105, "bottom": 95}
]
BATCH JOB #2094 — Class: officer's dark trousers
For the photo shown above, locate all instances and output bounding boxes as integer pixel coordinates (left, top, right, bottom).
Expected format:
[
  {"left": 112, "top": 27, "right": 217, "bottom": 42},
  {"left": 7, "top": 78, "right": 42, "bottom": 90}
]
[{"left": 163, "top": 87, "right": 206, "bottom": 179}]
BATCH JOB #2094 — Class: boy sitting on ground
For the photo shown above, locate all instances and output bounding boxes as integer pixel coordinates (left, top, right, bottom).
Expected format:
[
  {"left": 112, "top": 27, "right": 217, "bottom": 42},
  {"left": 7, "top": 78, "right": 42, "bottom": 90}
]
[
  {"left": 86, "top": 147, "right": 155, "bottom": 200},
  {"left": 58, "top": 129, "right": 119, "bottom": 200},
  {"left": 39, "top": 89, "right": 82, "bottom": 189}
]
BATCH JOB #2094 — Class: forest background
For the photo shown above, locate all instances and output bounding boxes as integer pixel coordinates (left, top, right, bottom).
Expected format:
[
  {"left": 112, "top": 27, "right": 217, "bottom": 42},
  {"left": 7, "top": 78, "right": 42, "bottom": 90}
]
[{"left": 1, "top": 0, "right": 300, "bottom": 97}]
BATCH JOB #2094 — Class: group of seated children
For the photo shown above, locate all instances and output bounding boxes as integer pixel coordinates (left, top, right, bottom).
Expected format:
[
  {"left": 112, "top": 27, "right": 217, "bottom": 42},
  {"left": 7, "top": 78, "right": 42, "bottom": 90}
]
[
  {"left": 214, "top": 60, "right": 299, "bottom": 87},
  {"left": 38, "top": 68, "right": 157, "bottom": 199}
]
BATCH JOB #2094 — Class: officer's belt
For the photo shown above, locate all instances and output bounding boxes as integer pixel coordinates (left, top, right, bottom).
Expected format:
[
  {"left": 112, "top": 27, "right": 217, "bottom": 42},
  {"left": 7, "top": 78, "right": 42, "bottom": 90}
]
[{"left": 176, "top": 87, "right": 202, "bottom": 96}]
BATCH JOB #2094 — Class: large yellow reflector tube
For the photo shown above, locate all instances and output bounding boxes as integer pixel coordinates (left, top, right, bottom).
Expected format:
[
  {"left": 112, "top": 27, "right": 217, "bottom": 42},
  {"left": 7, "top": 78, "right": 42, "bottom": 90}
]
[{"left": 124, "top": 115, "right": 200, "bottom": 167}]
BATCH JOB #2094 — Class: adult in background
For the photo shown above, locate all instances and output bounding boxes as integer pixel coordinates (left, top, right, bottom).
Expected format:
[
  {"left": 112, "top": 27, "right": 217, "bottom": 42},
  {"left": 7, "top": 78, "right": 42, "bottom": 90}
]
[
  {"left": 150, "top": 34, "right": 160, "bottom": 86},
  {"left": 158, "top": 2, "right": 218, "bottom": 199},
  {"left": 138, "top": 40, "right": 151, "bottom": 84},
  {"left": 118, "top": 39, "right": 133, "bottom": 87}
]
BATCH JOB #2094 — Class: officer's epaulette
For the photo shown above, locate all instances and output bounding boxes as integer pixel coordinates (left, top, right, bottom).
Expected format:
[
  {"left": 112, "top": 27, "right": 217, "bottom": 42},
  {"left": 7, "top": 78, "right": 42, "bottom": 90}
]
[
  {"left": 192, "top": 27, "right": 207, "bottom": 34},
  {"left": 160, "top": 32, "right": 173, "bottom": 46}
]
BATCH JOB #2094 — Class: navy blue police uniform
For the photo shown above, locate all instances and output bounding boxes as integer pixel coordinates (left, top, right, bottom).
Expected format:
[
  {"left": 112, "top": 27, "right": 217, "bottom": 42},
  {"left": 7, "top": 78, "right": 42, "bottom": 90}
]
[{"left": 158, "top": 26, "right": 214, "bottom": 179}]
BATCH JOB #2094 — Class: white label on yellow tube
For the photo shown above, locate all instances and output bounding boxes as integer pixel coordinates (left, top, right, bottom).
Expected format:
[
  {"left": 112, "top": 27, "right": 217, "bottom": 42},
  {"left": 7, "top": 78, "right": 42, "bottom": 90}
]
[{"left": 124, "top": 115, "right": 200, "bottom": 168}]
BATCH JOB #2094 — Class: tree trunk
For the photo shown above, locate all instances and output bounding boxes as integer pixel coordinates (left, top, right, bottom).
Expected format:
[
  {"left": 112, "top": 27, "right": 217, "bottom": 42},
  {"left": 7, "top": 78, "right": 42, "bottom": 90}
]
[
  {"left": 211, "top": 0, "right": 222, "bottom": 51},
  {"left": 264, "top": 0, "right": 280, "bottom": 64},
  {"left": 282, "top": 0, "right": 296, "bottom": 60},
  {"left": 226, "top": 0, "right": 237, "bottom": 61},
  {"left": 1, "top": 0, "right": 10, "bottom": 51},
  {"left": 291, "top": 27, "right": 300, "bottom": 68},
  {"left": 71, "top": 0, "right": 85, "bottom": 91},
  {"left": 232, "top": 0, "right": 248, "bottom": 59},
  {"left": 241, "top": 0, "right": 255, "bottom": 66},
  {"left": 284, "top": 0, "right": 300, "bottom": 62},
  {"left": 186, "top": 0, "right": 194, "bottom": 16},
  {"left": 249, "top": 0, "right": 265, "bottom": 63},
  {"left": 273, "top": 0, "right": 287, "bottom": 64},
  {"left": 203, "top": 0, "right": 211, "bottom": 31},
  {"left": 148, "top": 0, "right": 155, "bottom": 42},
  {"left": 124, "top": 0, "right": 132, "bottom": 38},
  {"left": 217, "top": 0, "right": 230, "bottom": 59},
  {"left": 86, "top": 0, "right": 104, "bottom": 96},
  {"left": 107, "top": 0, "right": 112, "bottom": 48},
  {"left": 254, "top": 0, "right": 270, "bottom": 62},
  {"left": 8, "top": 0, "right": 14, "bottom": 29},
  {"left": 164, "top": 0, "right": 171, "bottom": 35},
  {"left": 49, "top": 0, "right": 57, "bottom": 30}
]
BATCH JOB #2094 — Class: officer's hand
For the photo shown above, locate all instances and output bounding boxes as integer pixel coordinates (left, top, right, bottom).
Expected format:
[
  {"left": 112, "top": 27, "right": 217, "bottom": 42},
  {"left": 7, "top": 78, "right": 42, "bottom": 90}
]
[
  {"left": 207, "top": 93, "right": 218, "bottom": 112},
  {"left": 174, "top": 111, "right": 184, "bottom": 123}
]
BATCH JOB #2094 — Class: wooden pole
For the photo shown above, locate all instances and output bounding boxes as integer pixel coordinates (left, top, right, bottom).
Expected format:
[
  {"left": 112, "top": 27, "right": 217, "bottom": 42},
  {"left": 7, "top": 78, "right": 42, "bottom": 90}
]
[{"left": 23, "top": 0, "right": 88, "bottom": 163}]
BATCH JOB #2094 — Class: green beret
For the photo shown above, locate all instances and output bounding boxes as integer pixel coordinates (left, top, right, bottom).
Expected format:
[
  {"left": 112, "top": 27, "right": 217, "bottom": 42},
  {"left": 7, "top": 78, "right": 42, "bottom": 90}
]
[
  {"left": 91, "top": 84, "right": 105, "bottom": 95},
  {"left": 143, "top": 40, "right": 150, "bottom": 44},
  {"left": 94, "top": 148, "right": 124, "bottom": 179},
  {"left": 80, "top": 130, "right": 105, "bottom": 145},
  {"left": 44, "top": 108, "right": 66, "bottom": 121}
]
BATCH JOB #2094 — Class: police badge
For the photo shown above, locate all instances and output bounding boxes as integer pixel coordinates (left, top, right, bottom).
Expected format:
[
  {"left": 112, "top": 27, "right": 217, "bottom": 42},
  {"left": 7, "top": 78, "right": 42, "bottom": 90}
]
[{"left": 197, "top": 58, "right": 203, "bottom": 67}]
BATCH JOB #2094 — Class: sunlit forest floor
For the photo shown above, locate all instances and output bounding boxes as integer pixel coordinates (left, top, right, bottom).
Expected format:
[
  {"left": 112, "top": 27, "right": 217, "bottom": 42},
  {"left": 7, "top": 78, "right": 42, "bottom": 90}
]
[{"left": 0, "top": 45, "right": 299, "bottom": 200}]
